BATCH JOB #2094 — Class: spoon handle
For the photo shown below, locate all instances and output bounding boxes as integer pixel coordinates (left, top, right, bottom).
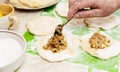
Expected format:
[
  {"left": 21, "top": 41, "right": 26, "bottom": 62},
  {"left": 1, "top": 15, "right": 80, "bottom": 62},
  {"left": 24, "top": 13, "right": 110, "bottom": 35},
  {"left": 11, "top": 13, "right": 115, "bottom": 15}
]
[{"left": 62, "top": 17, "right": 73, "bottom": 27}]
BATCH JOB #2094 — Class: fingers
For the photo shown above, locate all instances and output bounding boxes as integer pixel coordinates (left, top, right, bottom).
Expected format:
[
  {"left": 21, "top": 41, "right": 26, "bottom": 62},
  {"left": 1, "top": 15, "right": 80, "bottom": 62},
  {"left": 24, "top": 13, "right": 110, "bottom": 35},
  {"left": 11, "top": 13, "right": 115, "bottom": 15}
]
[
  {"left": 68, "top": 0, "right": 120, "bottom": 19},
  {"left": 67, "top": 1, "right": 92, "bottom": 20},
  {"left": 69, "top": 0, "right": 76, "bottom": 8},
  {"left": 74, "top": 9, "right": 101, "bottom": 18}
]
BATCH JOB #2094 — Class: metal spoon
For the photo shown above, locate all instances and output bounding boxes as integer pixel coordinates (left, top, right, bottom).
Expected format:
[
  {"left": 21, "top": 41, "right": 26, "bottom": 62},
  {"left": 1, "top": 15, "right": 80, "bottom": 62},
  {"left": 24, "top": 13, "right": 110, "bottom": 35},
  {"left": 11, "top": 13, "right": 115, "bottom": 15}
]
[{"left": 54, "top": 18, "right": 72, "bottom": 35}]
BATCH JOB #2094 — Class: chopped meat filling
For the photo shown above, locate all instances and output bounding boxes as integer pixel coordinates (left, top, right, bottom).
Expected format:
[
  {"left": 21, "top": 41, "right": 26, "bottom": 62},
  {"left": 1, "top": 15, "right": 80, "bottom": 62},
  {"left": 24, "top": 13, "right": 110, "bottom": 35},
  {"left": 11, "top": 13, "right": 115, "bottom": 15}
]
[
  {"left": 89, "top": 32, "right": 111, "bottom": 49},
  {"left": 43, "top": 25, "right": 67, "bottom": 53}
]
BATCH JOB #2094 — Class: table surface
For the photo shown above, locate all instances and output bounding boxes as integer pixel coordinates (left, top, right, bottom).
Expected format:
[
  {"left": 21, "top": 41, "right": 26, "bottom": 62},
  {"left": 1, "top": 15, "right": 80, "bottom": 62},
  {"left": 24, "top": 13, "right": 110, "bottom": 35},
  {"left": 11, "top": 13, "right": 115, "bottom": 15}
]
[
  {"left": 1, "top": 0, "right": 120, "bottom": 72},
  {"left": 0, "top": 1, "right": 89, "bottom": 72}
]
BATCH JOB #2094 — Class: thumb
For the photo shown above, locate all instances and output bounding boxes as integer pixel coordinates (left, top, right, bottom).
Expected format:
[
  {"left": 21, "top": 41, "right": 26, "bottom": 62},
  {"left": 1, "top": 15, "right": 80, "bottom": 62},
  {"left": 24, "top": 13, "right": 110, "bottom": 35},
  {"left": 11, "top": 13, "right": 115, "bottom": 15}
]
[{"left": 74, "top": 9, "right": 101, "bottom": 18}]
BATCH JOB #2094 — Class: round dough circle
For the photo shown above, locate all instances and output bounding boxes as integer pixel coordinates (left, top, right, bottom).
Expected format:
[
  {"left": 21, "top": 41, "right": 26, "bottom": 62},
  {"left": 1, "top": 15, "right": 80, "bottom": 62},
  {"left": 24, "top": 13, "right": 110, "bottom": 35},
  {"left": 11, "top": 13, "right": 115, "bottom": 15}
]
[
  {"left": 19, "top": 0, "right": 57, "bottom": 8},
  {"left": 80, "top": 32, "right": 120, "bottom": 59},
  {"left": 36, "top": 35, "right": 76, "bottom": 62},
  {"left": 55, "top": 2, "right": 69, "bottom": 17},
  {"left": 26, "top": 16, "right": 62, "bottom": 36},
  {"left": 84, "top": 15, "right": 120, "bottom": 30}
]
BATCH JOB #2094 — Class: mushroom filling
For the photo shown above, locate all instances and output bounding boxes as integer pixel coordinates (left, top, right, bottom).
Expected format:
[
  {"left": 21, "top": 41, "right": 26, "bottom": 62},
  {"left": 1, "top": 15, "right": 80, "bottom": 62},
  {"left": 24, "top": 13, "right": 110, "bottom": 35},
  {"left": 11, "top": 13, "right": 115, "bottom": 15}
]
[
  {"left": 89, "top": 32, "right": 111, "bottom": 49},
  {"left": 43, "top": 25, "right": 67, "bottom": 53}
]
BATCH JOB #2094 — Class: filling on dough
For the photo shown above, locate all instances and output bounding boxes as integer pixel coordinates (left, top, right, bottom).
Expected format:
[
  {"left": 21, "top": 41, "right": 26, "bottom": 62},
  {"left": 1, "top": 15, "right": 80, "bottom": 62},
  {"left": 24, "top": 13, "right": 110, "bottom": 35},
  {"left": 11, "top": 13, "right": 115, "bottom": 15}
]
[
  {"left": 43, "top": 25, "right": 67, "bottom": 53},
  {"left": 89, "top": 32, "right": 111, "bottom": 49}
]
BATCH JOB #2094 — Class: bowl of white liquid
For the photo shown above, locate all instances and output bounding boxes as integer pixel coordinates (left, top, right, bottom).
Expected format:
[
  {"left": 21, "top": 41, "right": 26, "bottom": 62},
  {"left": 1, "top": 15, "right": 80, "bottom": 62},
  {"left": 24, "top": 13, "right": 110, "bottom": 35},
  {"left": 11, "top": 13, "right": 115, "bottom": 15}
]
[{"left": 0, "top": 30, "right": 26, "bottom": 72}]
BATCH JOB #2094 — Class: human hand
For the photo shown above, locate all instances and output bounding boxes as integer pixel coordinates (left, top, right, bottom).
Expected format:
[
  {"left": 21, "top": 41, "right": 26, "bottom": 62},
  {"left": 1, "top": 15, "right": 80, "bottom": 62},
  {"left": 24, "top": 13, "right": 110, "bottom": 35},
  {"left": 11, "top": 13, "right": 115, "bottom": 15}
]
[{"left": 67, "top": 0, "right": 120, "bottom": 20}]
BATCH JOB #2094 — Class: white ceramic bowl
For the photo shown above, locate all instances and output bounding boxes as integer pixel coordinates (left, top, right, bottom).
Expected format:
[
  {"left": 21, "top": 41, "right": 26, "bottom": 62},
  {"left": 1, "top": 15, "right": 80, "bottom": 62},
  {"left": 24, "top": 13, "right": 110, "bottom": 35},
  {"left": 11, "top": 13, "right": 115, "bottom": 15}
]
[{"left": 0, "top": 30, "right": 26, "bottom": 72}]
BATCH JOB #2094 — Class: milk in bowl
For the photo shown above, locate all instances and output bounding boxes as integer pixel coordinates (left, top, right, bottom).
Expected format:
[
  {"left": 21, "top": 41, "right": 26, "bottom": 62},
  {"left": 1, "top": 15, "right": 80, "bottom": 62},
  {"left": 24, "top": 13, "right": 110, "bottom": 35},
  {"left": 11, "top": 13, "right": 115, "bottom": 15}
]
[{"left": 0, "top": 30, "right": 25, "bottom": 72}]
